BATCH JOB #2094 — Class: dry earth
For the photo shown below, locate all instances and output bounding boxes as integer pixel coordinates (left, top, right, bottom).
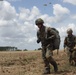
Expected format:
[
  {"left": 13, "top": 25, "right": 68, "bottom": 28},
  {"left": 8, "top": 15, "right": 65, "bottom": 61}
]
[{"left": 0, "top": 50, "right": 76, "bottom": 75}]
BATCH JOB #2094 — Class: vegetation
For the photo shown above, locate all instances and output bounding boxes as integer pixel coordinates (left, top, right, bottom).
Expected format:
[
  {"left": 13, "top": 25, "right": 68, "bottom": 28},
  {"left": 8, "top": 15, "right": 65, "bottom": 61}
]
[
  {"left": 23, "top": 49, "right": 28, "bottom": 51},
  {"left": 0, "top": 50, "right": 76, "bottom": 75},
  {"left": 0, "top": 46, "right": 18, "bottom": 51}
]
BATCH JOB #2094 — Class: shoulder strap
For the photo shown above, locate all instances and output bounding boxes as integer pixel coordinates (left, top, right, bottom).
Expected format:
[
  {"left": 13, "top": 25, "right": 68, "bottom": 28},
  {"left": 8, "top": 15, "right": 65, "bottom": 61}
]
[{"left": 45, "top": 27, "right": 51, "bottom": 39}]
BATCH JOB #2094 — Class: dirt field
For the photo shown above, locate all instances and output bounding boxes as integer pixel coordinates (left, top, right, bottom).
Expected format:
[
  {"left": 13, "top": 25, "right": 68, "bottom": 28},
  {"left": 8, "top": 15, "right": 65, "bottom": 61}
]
[{"left": 0, "top": 50, "right": 76, "bottom": 75}]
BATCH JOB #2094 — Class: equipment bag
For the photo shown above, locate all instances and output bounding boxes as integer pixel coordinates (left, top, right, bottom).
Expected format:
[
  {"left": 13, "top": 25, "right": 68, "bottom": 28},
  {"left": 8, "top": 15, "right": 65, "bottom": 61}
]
[{"left": 45, "top": 27, "right": 60, "bottom": 50}]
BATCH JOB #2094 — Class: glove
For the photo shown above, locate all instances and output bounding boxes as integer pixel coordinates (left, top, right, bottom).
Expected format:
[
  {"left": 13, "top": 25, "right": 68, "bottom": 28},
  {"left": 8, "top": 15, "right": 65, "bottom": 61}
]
[
  {"left": 45, "top": 37, "right": 52, "bottom": 41},
  {"left": 48, "top": 36, "right": 54, "bottom": 40},
  {"left": 69, "top": 49, "right": 73, "bottom": 53},
  {"left": 37, "top": 39, "right": 40, "bottom": 43}
]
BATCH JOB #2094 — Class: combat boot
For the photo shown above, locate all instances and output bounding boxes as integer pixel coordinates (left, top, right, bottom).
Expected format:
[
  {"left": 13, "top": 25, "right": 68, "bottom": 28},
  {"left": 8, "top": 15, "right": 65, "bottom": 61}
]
[
  {"left": 54, "top": 66, "right": 58, "bottom": 73},
  {"left": 50, "top": 61, "right": 58, "bottom": 72},
  {"left": 43, "top": 67, "right": 50, "bottom": 74},
  {"left": 75, "top": 62, "right": 76, "bottom": 66}
]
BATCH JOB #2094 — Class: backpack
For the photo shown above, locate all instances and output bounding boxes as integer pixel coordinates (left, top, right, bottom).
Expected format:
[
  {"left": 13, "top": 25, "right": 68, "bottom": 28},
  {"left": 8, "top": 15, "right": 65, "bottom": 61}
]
[
  {"left": 46, "top": 27, "right": 60, "bottom": 50},
  {"left": 51, "top": 28, "right": 60, "bottom": 50}
]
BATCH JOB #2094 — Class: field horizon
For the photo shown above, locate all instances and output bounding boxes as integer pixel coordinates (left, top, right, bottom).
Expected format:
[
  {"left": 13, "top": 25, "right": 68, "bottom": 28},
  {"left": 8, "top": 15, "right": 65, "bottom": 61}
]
[{"left": 0, "top": 50, "right": 76, "bottom": 75}]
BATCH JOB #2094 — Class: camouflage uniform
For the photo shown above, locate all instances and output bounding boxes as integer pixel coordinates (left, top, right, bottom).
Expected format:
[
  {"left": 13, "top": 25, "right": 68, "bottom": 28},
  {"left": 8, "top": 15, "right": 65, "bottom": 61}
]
[
  {"left": 37, "top": 25, "right": 58, "bottom": 74},
  {"left": 64, "top": 29, "right": 76, "bottom": 64},
  {"left": 72, "top": 49, "right": 76, "bottom": 61}
]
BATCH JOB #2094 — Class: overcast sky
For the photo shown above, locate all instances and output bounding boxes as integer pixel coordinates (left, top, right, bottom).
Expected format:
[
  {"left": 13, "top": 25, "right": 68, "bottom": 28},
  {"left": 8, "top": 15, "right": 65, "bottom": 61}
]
[{"left": 0, "top": 0, "right": 76, "bottom": 50}]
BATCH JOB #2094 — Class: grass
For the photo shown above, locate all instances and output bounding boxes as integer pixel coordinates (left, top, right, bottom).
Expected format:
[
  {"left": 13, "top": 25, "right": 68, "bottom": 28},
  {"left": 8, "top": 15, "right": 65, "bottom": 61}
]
[{"left": 0, "top": 50, "right": 76, "bottom": 75}]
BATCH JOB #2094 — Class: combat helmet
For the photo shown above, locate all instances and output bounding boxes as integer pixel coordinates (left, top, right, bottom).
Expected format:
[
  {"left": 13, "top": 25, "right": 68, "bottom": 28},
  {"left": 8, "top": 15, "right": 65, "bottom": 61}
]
[
  {"left": 67, "top": 28, "right": 73, "bottom": 34},
  {"left": 35, "top": 18, "right": 44, "bottom": 25}
]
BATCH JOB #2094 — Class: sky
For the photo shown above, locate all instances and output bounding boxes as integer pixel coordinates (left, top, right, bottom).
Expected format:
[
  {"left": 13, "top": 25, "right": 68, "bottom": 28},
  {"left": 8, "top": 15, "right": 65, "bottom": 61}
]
[{"left": 0, "top": 0, "right": 76, "bottom": 50}]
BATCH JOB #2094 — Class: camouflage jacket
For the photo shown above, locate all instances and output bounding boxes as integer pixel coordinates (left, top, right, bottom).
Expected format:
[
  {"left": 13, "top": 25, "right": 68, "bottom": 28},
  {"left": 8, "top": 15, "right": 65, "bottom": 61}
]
[
  {"left": 64, "top": 35, "right": 76, "bottom": 48},
  {"left": 37, "top": 26, "right": 56, "bottom": 46}
]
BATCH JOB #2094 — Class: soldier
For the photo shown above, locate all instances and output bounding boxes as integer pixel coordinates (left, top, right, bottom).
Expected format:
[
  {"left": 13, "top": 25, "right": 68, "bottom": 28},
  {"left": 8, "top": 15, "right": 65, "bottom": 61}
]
[
  {"left": 35, "top": 18, "right": 58, "bottom": 74},
  {"left": 64, "top": 28, "right": 76, "bottom": 65}
]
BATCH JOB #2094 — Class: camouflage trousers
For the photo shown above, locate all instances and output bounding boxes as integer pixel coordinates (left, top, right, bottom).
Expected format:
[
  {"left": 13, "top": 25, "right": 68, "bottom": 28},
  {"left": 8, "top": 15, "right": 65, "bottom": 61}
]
[
  {"left": 72, "top": 51, "right": 76, "bottom": 59},
  {"left": 42, "top": 44, "right": 58, "bottom": 72},
  {"left": 65, "top": 47, "right": 76, "bottom": 63}
]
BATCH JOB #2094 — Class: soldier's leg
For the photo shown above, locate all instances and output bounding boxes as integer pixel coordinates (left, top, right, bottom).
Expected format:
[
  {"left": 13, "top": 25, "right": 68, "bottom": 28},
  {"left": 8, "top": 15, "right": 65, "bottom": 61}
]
[
  {"left": 67, "top": 52, "right": 72, "bottom": 64},
  {"left": 66, "top": 47, "right": 72, "bottom": 64},
  {"left": 68, "top": 50, "right": 73, "bottom": 64},
  {"left": 72, "top": 51, "right": 76, "bottom": 66},
  {"left": 69, "top": 52, "right": 72, "bottom": 65},
  {"left": 57, "top": 49, "right": 59, "bottom": 55},
  {"left": 46, "top": 46, "right": 58, "bottom": 72},
  {"left": 48, "top": 56, "right": 58, "bottom": 72},
  {"left": 42, "top": 46, "right": 50, "bottom": 74}
]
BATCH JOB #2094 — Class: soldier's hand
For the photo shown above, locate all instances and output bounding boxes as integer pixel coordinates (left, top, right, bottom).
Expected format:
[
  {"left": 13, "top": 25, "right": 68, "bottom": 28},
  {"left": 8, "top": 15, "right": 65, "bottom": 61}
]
[
  {"left": 37, "top": 39, "right": 40, "bottom": 43},
  {"left": 69, "top": 49, "right": 73, "bottom": 52},
  {"left": 47, "top": 37, "right": 53, "bottom": 40},
  {"left": 45, "top": 37, "right": 52, "bottom": 42}
]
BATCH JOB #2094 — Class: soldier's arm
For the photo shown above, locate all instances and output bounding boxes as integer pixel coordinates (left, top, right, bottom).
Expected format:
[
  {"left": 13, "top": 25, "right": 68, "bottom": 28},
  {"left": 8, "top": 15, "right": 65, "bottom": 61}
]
[
  {"left": 75, "top": 36, "right": 76, "bottom": 45},
  {"left": 64, "top": 37, "right": 67, "bottom": 46},
  {"left": 37, "top": 31, "right": 41, "bottom": 43},
  {"left": 64, "top": 37, "right": 67, "bottom": 52},
  {"left": 72, "top": 36, "right": 76, "bottom": 51},
  {"left": 47, "top": 27, "right": 56, "bottom": 40}
]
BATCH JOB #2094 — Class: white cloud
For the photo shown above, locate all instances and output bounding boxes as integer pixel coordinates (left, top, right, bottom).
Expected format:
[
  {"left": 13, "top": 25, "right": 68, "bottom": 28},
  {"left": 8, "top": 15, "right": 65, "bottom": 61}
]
[
  {"left": 0, "top": 1, "right": 17, "bottom": 20},
  {"left": 27, "top": 37, "right": 36, "bottom": 43},
  {"left": 53, "top": 4, "right": 70, "bottom": 22},
  {"left": 0, "top": 20, "right": 8, "bottom": 26},
  {"left": 63, "top": 0, "right": 76, "bottom": 5},
  {"left": 53, "top": 4, "right": 70, "bottom": 16},
  {"left": 19, "top": 6, "right": 40, "bottom": 21},
  {"left": 19, "top": 8, "right": 30, "bottom": 21},
  {"left": 0, "top": 1, "right": 75, "bottom": 50},
  {"left": 0, "top": 1, "right": 39, "bottom": 50},
  {"left": 71, "top": 15, "right": 76, "bottom": 19}
]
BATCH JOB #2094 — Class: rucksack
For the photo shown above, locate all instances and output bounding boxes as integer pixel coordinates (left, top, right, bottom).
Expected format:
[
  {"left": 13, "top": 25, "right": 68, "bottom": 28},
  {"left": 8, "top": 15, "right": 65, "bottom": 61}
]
[
  {"left": 51, "top": 28, "right": 60, "bottom": 50},
  {"left": 45, "top": 27, "right": 60, "bottom": 50}
]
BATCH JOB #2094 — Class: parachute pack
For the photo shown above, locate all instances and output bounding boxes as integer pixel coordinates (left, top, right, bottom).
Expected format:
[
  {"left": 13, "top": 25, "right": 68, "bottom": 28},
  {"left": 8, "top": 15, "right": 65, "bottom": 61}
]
[{"left": 45, "top": 27, "right": 60, "bottom": 50}]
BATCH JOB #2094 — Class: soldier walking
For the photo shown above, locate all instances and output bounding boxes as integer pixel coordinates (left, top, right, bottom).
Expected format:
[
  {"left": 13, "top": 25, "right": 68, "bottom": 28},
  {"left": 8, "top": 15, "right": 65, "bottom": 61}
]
[
  {"left": 64, "top": 28, "right": 76, "bottom": 65},
  {"left": 35, "top": 18, "right": 58, "bottom": 74}
]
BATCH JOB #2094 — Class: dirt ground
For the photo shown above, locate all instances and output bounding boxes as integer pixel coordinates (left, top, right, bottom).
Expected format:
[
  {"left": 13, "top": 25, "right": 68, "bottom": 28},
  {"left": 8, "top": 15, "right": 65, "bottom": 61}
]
[{"left": 0, "top": 50, "right": 76, "bottom": 75}]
